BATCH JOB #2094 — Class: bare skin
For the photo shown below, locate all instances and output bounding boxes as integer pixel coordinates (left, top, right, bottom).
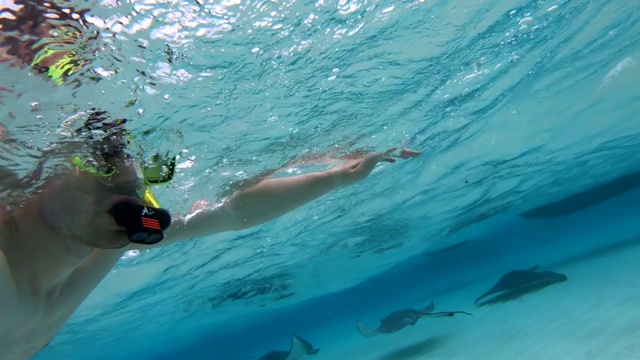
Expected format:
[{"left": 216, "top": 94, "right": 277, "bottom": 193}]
[{"left": 0, "top": 147, "right": 419, "bottom": 359}]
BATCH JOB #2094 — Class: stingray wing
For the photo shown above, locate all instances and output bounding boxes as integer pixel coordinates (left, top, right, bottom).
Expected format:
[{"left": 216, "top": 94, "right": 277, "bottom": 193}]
[
  {"left": 474, "top": 269, "right": 531, "bottom": 305},
  {"left": 475, "top": 267, "right": 567, "bottom": 306},
  {"left": 356, "top": 321, "right": 382, "bottom": 337},
  {"left": 285, "top": 334, "right": 319, "bottom": 360}
]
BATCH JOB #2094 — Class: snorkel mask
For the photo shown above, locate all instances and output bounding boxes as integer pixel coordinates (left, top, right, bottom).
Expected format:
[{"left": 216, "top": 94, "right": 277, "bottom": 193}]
[{"left": 72, "top": 114, "right": 176, "bottom": 245}]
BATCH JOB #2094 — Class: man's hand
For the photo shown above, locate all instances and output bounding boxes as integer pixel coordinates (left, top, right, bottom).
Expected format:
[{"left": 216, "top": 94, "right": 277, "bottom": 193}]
[{"left": 340, "top": 148, "right": 420, "bottom": 184}]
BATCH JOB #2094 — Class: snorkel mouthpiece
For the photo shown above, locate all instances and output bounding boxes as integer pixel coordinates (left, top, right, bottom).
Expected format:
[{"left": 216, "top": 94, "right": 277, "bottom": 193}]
[{"left": 109, "top": 202, "right": 171, "bottom": 245}]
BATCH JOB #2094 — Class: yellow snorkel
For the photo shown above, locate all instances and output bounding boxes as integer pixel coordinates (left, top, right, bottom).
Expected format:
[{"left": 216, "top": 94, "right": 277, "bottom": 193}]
[{"left": 140, "top": 187, "right": 161, "bottom": 208}]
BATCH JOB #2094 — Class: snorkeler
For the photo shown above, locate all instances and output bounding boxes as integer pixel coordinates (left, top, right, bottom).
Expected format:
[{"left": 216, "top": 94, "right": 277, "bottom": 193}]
[{"left": 0, "top": 110, "right": 420, "bottom": 359}]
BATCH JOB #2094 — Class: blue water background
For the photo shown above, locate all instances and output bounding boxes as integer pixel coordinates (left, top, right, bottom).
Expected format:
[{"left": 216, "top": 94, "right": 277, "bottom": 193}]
[
  {"left": 2, "top": 0, "right": 635, "bottom": 358},
  {"left": 160, "top": 186, "right": 640, "bottom": 360}
]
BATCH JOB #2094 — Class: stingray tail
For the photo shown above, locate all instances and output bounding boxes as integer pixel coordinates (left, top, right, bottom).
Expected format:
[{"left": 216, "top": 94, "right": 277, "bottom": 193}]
[
  {"left": 425, "top": 310, "right": 473, "bottom": 317},
  {"left": 356, "top": 321, "right": 381, "bottom": 337},
  {"left": 416, "top": 301, "right": 471, "bottom": 317}
]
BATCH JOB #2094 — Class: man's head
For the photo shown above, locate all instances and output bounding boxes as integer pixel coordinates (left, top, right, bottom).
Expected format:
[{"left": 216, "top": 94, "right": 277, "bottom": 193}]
[{"left": 33, "top": 112, "right": 135, "bottom": 249}]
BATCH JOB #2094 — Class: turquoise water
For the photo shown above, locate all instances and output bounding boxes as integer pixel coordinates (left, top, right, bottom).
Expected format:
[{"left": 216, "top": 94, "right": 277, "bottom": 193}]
[{"left": 1, "top": 0, "right": 639, "bottom": 359}]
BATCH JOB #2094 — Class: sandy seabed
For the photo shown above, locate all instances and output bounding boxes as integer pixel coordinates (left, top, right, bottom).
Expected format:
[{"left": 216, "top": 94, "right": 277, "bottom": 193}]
[{"left": 310, "top": 239, "right": 640, "bottom": 360}]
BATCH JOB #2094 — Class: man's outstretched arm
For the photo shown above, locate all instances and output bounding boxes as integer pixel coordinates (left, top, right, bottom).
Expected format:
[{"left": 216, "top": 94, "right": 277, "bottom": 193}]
[{"left": 163, "top": 148, "right": 419, "bottom": 242}]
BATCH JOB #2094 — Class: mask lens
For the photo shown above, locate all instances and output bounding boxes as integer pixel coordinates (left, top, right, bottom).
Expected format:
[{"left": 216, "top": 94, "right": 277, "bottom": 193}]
[{"left": 142, "top": 154, "right": 176, "bottom": 184}]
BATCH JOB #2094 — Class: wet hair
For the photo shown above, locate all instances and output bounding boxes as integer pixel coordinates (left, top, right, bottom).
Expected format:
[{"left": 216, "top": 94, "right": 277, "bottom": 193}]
[
  {"left": 75, "top": 110, "right": 128, "bottom": 139},
  {"left": 74, "top": 110, "right": 130, "bottom": 172}
]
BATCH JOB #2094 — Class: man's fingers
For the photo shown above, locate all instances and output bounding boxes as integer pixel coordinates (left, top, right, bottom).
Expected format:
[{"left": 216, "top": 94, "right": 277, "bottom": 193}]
[
  {"left": 398, "top": 149, "right": 420, "bottom": 159},
  {"left": 381, "top": 148, "right": 420, "bottom": 159},
  {"left": 362, "top": 147, "right": 419, "bottom": 167}
]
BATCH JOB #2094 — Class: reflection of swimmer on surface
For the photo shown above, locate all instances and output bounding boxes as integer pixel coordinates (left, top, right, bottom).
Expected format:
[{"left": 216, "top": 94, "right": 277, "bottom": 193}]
[
  {"left": 0, "top": 77, "right": 421, "bottom": 360},
  {"left": 258, "top": 334, "right": 319, "bottom": 360},
  {"left": 0, "top": 0, "right": 94, "bottom": 83},
  {"left": 356, "top": 301, "right": 472, "bottom": 337}
]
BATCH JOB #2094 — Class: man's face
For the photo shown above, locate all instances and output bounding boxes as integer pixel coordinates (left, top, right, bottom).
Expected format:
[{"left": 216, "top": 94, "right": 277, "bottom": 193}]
[{"left": 38, "top": 138, "right": 145, "bottom": 249}]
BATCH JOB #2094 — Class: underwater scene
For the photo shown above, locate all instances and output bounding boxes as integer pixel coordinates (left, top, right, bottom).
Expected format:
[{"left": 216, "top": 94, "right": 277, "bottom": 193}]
[{"left": 1, "top": 0, "right": 639, "bottom": 359}]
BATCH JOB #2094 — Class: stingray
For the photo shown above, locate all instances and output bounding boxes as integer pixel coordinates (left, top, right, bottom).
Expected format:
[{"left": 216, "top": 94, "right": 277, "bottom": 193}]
[
  {"left": 258, "top": 334, "right": 319, "bottom": 360},
  {"left": 356, "top": 301, "right": 472, "bottom": 337},
  {"left": 474, "top": 266, "right": 568, "bottom": 307}
]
